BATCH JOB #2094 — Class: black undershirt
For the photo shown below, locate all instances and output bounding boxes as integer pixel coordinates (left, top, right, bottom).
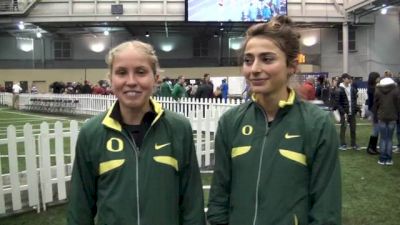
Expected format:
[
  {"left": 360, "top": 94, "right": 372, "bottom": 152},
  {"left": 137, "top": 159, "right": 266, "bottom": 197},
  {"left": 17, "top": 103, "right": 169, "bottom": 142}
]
[
  {"left": 110, "top": 101, "right": 157, "bottom": 149},
  {"left": 122, "top": 111, "right": 156, "bottom": 149}
]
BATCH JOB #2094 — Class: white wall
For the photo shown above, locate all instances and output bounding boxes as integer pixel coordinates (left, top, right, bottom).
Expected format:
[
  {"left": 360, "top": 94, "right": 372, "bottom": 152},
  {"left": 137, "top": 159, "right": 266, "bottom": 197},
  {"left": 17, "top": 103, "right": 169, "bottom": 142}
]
[
  {"left": 320, "top": 11, "right": 400, "bottom": 79},
  {"left": 370, "top": 13, "right": 400, "bottom": 74}
]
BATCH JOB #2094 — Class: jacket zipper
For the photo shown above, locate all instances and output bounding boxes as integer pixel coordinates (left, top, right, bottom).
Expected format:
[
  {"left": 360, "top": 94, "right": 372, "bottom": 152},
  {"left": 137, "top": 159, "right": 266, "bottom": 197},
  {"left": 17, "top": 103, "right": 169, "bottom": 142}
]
[
  {"left": 252, "top": 105, "right": 270, "bottom": 225},
  {"left": 123, "top": 123, "right": 155, "bottom": 225},
  {"left": 123, "top": 132, "right": 141, "bottom": 225}
]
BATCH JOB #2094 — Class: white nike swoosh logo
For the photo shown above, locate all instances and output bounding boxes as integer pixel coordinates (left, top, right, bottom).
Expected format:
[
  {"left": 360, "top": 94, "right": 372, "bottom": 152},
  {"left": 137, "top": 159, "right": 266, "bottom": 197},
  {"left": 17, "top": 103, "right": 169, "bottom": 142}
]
[
  {"left": 155, "top": 143, "right": 171, "bottom": 150},
  {"left": 285, "top": 133, "right": 300, "bottom": 139}
]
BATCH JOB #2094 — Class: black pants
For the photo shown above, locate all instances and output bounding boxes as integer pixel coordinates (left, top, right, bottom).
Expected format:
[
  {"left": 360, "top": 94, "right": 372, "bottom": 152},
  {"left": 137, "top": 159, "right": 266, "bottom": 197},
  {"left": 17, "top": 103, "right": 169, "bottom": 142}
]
[{"left": 340, "top": 113, "right": 356, "bottom": 146}]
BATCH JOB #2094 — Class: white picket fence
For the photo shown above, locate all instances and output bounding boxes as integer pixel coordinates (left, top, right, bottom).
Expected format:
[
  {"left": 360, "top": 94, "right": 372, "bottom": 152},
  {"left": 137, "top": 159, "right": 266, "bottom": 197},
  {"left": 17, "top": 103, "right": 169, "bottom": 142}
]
[
  {"left": 0, "top": 121, "right": 79, "bottom": 215},
  {"left": 14, "top": 93, "right": 244, "bottom": 118},
  {"left": 0, "top": 108, "right": 221, "bottom": 216}
]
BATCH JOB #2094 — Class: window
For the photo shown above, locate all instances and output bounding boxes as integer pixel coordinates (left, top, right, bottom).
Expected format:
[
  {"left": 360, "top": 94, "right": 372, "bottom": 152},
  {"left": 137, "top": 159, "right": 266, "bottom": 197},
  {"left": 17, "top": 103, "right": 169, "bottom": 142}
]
[
  {"left": 193, "top": 37, "right": 208, "bottom": 57},
  {"left": 54, "top": 40, "right": 71, "bottom": 59},
  {"left": 338, "top": 27, "right": 356, "bottom": 52}
]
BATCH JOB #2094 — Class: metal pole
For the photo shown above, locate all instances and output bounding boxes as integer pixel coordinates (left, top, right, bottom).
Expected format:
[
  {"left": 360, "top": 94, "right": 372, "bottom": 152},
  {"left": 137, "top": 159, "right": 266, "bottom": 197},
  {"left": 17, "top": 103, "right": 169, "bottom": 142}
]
[{"left": 342, "top": 22, "right": 349, "bottom": 73}]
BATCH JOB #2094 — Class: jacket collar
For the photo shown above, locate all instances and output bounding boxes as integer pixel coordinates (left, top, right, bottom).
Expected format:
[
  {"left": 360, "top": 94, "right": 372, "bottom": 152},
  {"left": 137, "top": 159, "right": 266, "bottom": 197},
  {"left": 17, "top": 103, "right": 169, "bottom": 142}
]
[
  {"left": 102, "top": 98, "right": 164, "bottom": 132},
  {"left": 251, "top": 88, "right": 296, "bottom": 108}
]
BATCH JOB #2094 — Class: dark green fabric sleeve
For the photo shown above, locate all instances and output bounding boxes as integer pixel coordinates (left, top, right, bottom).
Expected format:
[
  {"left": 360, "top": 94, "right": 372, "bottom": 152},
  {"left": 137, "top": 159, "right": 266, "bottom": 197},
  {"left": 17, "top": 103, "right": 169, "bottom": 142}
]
[
  {"left": 179, "top": 121, "right": 206, "bottom": 225},
  {"left": 67, "top": 128, "right": 97, "bottom": 225},
  {"left": 309, "top": 114, "right": 342, "bottom": 225},
  {"left": 207, "top": 118, "right": 231, "bottom": 225}
]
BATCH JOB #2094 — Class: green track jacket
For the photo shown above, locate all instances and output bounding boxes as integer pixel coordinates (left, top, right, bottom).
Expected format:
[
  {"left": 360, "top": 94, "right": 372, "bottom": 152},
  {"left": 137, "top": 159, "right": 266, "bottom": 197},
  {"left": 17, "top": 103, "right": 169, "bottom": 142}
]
[
  {"left": 207, "top": 90, "right": 341, "bottom": 225},
  {"left": 67, "top": 99, "right": 205, "bottom": 225}
]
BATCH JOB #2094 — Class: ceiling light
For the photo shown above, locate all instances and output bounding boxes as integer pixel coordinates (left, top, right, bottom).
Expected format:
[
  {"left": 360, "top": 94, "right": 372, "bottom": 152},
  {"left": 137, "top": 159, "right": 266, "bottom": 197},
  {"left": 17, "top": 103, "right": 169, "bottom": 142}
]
[
  {"left": 229, "top": 37, "right": 244, "bottom": 50},
  {"left": 160, "top": 44, "right": 173, "bottom": 52},
  {"left": 90, "top": 43, "right": 105, "bottom": 53},
  {"left": 18, "top": 21, "right": 24, "bottom": 30},
  {"left": 213, "top": 32, "right": 219, "bottom": 38},
  {"left": 104, "top": 30, "right": 109, "bottom": 36},
  {"left": 17, "top": 38, "right": 33, "bottom": 52},
  {"left": 145, "top": 31, "right": 150, "bottom": 37},
  {"left": 302, "top": 36, "right": 318, "bottom": 46},
  {"left": 381, "top": 8, "right": 387, "bottom": 14},
  {"left": 36, "top": 32, "right": 42, "bottom": 38}
]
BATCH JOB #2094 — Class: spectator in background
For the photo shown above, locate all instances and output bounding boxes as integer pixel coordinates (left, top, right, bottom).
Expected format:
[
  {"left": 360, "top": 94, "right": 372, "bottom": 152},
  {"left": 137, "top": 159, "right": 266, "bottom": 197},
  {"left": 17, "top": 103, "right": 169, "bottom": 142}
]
[
  {"left": 172, "top": 75, "right": 186, "bottom": 100},
  {"left": 214, "top": 86, "right": 222, "bottom": 99},
  {"left": 67, "top": 40, "right": 205, "bottom": 225},
  {"left": 366, "top": 72, "right": 381, "bottom": 155},
  {"left": 383, "top": 70, "right": 393, "bottom": 78},
  {"left": 372, "top": 77, "right": 400, "bottom": 165},
  {"left": 220, "top": 79, "right": 229, "bottom": 102},
  {"left": 190, "top": 82, "right": 199, "bottom": 97},
  {"left": 92, "top": 84, "right": 105, "bottom": 95},
  {"left": 196, "top": 73, "right": 214, "bottom": 99},
  {"left": 0, "top": 84, "right": 5, "bottom": 92},
  {"left": 241, "top": 83, "right": 251, "bottom": 101},
  {"left": 12, "top": 81, "right": 22, "bottom": 109},
  {"left": 336, "top": 73, "right": 359, "bottom": 151},
  {"left": 159, "top": 76, "right": 173, "bottom": 97},
  {"left": 395, "top": 77, "right": 400, "bottom": 153},
  {"left": 31, "top": 84, "right": 38, "bottom": 94},
  {"left": 329, "top": 77, "right": 339, "bottom": 110},
  {"left": 207, "top": 15, "right": 341, "bottom": 225},
  {"left": 299, "top": 76, "right": 316, "bottom": 100},
  {"left": 81, "top": 80, "right": 92, "bottom": 94}
]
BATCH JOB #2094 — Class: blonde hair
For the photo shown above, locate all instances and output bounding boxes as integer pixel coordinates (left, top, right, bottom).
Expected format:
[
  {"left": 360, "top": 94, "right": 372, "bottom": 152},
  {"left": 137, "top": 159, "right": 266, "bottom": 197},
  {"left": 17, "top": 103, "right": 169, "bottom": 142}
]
[{"left": 105, "top": 40, "right": 160, "bottom": 76}]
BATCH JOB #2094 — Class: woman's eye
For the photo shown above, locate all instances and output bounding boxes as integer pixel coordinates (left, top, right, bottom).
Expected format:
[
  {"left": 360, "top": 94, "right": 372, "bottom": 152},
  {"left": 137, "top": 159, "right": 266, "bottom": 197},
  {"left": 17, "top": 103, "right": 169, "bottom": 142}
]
[
  {"left": 136, "top": 68, "right": 149, "bottom": 76},
  {"left": 243, "top": 57, "right": 253, "bottom": 65},
  {"left": 115, "top": 69, "right": 126, "bottom": 75},
  {"left": 263, "top": 57, "right": 274, "bottom": 63}
]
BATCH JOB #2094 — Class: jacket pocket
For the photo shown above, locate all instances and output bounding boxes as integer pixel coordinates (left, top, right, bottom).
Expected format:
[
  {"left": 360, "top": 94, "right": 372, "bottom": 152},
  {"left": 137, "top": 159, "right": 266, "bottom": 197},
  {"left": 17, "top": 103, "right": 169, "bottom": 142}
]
[
  {"left": 279, "top": 149, "right": 307, "bottom": 166},
  {"left": 231, "top": 146, "right": 251, "bottom": 158},
  {"left": 99, "top": 159, "right": 125, "bottom": 175}
]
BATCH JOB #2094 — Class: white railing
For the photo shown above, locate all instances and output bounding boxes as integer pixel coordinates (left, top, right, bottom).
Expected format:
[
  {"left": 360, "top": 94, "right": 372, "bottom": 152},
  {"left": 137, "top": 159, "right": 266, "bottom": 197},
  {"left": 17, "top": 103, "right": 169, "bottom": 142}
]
[
  {"left": 15, "top": 93, "right": 245, "bottom": 118},
  {"left": 0, "top": 108, "right": 219, "bottom": 216},
  {"left": 0, "top": 92, "right": 12, "bottom": 106},
  {"left": 0, "top": 89, "right": 368, "bottom": 115},
  {"left": 0, "top": 121, "right": 79, "bottom": 215}
]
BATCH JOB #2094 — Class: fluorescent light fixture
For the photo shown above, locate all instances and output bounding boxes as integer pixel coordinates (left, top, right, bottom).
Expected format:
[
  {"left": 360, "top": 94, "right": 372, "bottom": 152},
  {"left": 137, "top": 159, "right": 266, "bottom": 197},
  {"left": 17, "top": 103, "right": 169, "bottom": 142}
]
[
  {"left": 18, "top": 21, "right": 25, "bottom": 30},
  {"left": 381, "top": 8, "right": 387, "bottom": 14},
  {"left": 229, "top": 37, "right": 243, "bottom": 50},
  {"left": 302, "top": 36, "right": 318, "bottom": 46},
  {"left": 17, "top": 38, "right": 33, "bottom": 52},
  {"left": 20, "top": 44, "right": 33, "bottom": 52},
  {"left": 160, "top": 43, "right": 173, "bottom": 52},
  {"left": 90, "top": 43, "right": 105, "bottom": 52}
]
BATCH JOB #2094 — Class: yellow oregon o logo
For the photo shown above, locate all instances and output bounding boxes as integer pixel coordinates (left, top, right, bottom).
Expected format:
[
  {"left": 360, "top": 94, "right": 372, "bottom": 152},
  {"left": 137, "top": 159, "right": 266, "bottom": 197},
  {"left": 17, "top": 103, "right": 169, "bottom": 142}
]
[
  {"left": 242, "top": 125, "right": 253, "bottom": 136},
  {"left": 106, "top": 138, "right": 124, "bottom": 152}
]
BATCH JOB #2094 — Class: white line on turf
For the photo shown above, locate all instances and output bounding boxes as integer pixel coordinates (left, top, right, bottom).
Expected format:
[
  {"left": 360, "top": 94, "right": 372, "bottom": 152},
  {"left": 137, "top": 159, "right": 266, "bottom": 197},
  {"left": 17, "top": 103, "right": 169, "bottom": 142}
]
[{"left": 0, "top": 110, "right": 68, "bottom": 120}]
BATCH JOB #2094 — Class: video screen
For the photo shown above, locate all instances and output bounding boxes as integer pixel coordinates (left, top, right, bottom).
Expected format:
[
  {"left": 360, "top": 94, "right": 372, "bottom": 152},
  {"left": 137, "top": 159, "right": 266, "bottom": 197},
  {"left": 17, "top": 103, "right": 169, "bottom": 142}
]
[{"left": 186, "top": 0, "right": 288, "bottom": 22}]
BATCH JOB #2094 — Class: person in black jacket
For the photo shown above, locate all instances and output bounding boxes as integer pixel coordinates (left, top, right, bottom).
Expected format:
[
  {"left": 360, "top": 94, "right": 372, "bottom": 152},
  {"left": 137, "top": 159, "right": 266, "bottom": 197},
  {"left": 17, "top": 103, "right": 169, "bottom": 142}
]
[
  {"left": 195, "top": 73, "right": 214, "bottom": 99},
  {"left": 372, "top": 77, "right": 400, "bottom": 165},
  {"left": 366, "top": 72, "right": 381, "bottom": 154},
  {"left": 336, "top": 73, "right": 359, "bottom": 150}
]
